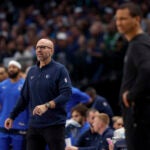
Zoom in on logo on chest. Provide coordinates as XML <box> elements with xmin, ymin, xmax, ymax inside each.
<box><xmin>18</xmin><ymin>85</ymin><xmax>23</xmax><ymax>91</ymax></box>
<box><xmin>30</xmin><ymin>76</ymin><xmax>34</xmax><ymax>80</ymax></box>
<box><xmin>45</xmin><ymin>74</ymin><xmax>50</xmax><ymax>79</ymax></box>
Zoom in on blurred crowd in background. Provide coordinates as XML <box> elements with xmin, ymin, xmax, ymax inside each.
<box><xmin>0</xmin><ymin>0</ymin><xmax>150</xmax><ymax>115</ymax></box>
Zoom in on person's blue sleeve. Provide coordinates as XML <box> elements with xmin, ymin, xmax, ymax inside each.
<box><xmin>77</xmin><ymin>92</ymin><xmax>90</xmax><ymax>104</ymax></box>
<box><xmin>72</xmin><ymin>88</ymin><xmax>90</xmax><ymax>104</ymax></box>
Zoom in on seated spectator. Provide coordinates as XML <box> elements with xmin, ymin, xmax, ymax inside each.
<box><xmin>112</xmin><ymin>120</ymin><xmax>126</xmax><ymax>150</ymax></box>
<box><xmin>93</xmin><ymin>113</ymin><xmax>114</xmax><ymax>150</ymax></box>
<box><xmin>66</xmin><ymin>113</ymin><xmax>114</xmax><ymax>150</ymax></box>
<box><xmin>65</xmin><ymin>104</ymin><xmax>90</xmax><ymax>145</ymax></box>
<box><xmin>76</xmin><ymin>108</ymin><xmax>100</xmax><ymax>147</ymax></box>
<box><xmin>108</xmin><ymin>116</ymin><xmax>126</xmax><ymax>150</ymax></box>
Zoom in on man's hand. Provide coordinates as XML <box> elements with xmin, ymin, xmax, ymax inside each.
<box><xmin>32</xmin><ymin>101</ymin><xmax>56</xmax><ymax>116</ymax></box>
<box><xmin>33</xmin><ymin>104</ymin><xmax>48</xmax><ymax>116</ymax></box>
<box><xmin>4</xmin><ymin>118</ymin><xmax>13</xmax><ymax>130</ymax></box>
<box><xmin>122</xmin><ymin>91</ymin><xmax>130</xmax><ymax>108</ymax></box>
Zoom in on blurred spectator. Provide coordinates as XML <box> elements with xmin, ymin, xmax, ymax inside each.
<box><xmin>0</xmin><ymin>36</ymin><xmax>8</xmax><ymax>64</ymax></box>
<box><xmin>66</xmin><ymin>113</ymin><xmax>114</xmax><ymax>150</ymax></box>
<box><xmin>0</xmin><ymin>66</ymin><xmax>8</xmax><ymax>82</ymax></box>
<box><xmin>86</xmin><ymin>38</ymin><xmax>104</xmax><ymax>82</ymax></box>
<box><xmin>112</xmin><ymin>116</ymin><xmax>124</xmax><ymax>130</ymax></box>
<box><xmin>93</xmin><ymin>113</ymin><xmax>114</xmax><ymax>150</ymax></box>
<box><xmin>65</xmin><ymin>108</ymin><xmax>100</xmax><ymax>150</ymax></box>
<box><xmin>76</xmin><ymin>108</ymin><xmax>100</xmax><ymax>147</ymax></box>
<box><xmin>65</xmin><ymin>104</ymin><xmax>89</xmax><ymax>145</ymax></box>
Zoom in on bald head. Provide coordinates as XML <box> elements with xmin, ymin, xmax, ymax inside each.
<box><xmin>37</xmin><ymin>38</ymin><xmax>54</xmax><ymax>51</ymax></box>
<box><xmin>36</xmin><ymin>38</ymin><xmax>54</xmax><ymax>66</ymax></box>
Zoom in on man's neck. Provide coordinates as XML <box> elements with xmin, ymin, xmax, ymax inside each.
<box><xmin>125</xmin><ymin>28</ymin><xmax>143</xmax><ymax>41</ymax></box>
<box><xmin>98</xmin><ymin>125</ymin><xmax>108</xmax><ymax>135</ymax></box>
<box><xmin>40</xmin><ymin>57</ymin><xmax>51</xmax><ymax>68</ymax></box>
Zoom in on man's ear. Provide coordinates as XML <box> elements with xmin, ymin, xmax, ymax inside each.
<box><xmin>135</xmin><ymin>16</ymin><xmax>141</xmax><ymax>23</ymax></box>
<box><xmin>51</xmin><ymin>48</ymin><xmax>54</xmax><ymax>55</ymax></box>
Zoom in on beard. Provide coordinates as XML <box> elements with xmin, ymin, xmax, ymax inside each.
<box><xmin>8</xmin><ymin>72</ymin><xmax>19</xmax><ymax>79</ymax></box>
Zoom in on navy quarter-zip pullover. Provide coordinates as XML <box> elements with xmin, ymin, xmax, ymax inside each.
<box><xmin>10</xmin><ymin>59</ymin><xmax>72</xmax><ymax>128</ymax></box>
